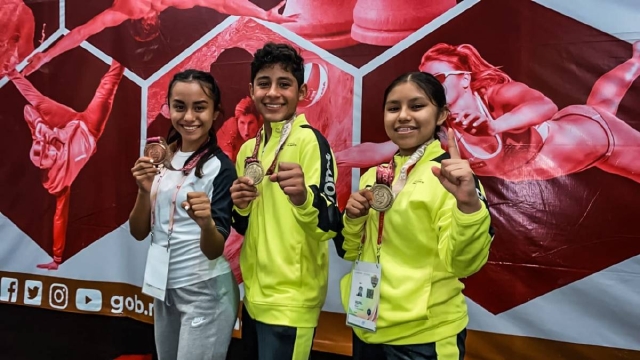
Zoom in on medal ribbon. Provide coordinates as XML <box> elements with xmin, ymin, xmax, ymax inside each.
<box><xmin>245</xmin><ymin>115</ymin><xmax>295</xmax><ymax>176</ymax></box>
<box><xmin>149</xmin><ymin>148</ymin><xmax>207</xmax><ymax>249</ymax></box>
<box><xmin>364</xmin><ymin>139</ymin><xmax>435</xmax><ymax>260</ymax></box>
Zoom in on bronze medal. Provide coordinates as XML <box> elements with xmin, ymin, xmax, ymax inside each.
<box><xmin>144</xmin><ymin>142</ymin><xmax>167</xmax><ymax>165</ymax></box>
<box><xmin>244</xmin><ymin>162</ymin><xmax>264</xmax><ymax>185</ymax></box>
<box><xmin>370</xmin><ymin>184</ymin><xmax>394</xmax><ymax>212</ymax></box>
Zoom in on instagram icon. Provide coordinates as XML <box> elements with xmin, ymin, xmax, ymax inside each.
<box><xmin>49</xmin><ymin>283</ymin><xmax>68</xmax><ymax>309</ymax></box>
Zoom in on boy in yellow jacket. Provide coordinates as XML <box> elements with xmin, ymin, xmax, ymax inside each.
<box><xmin>336</xmin><ymin>71</ymin><xmax>494</xmax><ymax>359</ymax></box>
<box><xmin>230</xmin><ymin>42</ymin><xmax>341</xmax><ymax>360</ymax></box>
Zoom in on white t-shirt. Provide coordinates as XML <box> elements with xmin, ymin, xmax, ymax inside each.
<box><xmin>150</xmin><ymin>149</ymin><xmax>237</xmax><ymax>289</ymax></box>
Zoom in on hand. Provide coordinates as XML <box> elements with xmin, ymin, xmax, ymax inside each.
<box><xmin>131</xmin><ymin>156</ymin><xmax>159</xmax><ymax>194</ymax></box>
<box><xmin>22</xmin><ymin>52</ymin><xmax>48</xmax><ymax>77</ymax></box>
<box><xmin>432</xmin><ymin>128</ymin><xmax>482</xmax><ymax>213</ymax></box>
<box><xmin>269</xmin><ymin>162</ymin><xmax>307</xmax><ymax>206</ymax></box>
<box><xmin>345</xmin><ymin>189</ymin><xmax>373</xmax><ymax>219</ymax></box>
<box><xmin>230</xmin><ymin>176</ymin><xmax>258</xmax><ymax>209</ymax></box>
<box><xmin>265</xmin><ymin>0</ymin><xmax>299</xmax><ymax>24</ymax></box>
<box><xmin>453</xmin><ymin>111</ymin><xmax>495</xmax><ymax>135</ymax></box>
<box><xmin>182</xmin><ymin>192</ymin><xmax>215</xmax><ymax>229</ymax></box>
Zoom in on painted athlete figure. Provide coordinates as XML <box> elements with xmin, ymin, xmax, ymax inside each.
<box><xmin>0</xmin><ymin>0</ymin><xmax>35</xmax><ymax>75</ymax></box>
<box><xmin>337</xmin><ymin>41</ymin><xmax>640</xmax><ymax>183</ymax></box>
<box><xmin>8</xmin><ymin>61</ymin><xmax>125</xmax><ymax>269</ymax></box>
<box><xmin>218</xmin><ymin>96</ymin><xmax>262</xmax><ymax>162</ymax></box>
<box><xmin>22</xmin><ymin>0</ymin><xmax>298</xmax><ymax>76</ymax></box>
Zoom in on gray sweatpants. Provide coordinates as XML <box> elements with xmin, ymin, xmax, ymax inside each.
<box><xmin>153</xmin><ymin>271</ymin><xmax>240</xmax><ymax>360</ymax></box>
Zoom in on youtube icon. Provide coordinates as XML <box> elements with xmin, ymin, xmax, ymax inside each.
<box><xmin>75</xmin><ymin>288</ymin><xmax>102</xmax><ymax>312</ymax></box>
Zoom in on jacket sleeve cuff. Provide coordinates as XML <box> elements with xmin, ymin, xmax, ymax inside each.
<box><xmin>451</xmin><ymin>201</ymin><xmax>489</xmax><ymax>225</ymax></box>
<box><xmin>291</xmin><ymin>185</ymin><xmax>315</xmax><ymax>214</ymax></box>
<box><xmin>233</xmin><ymin>204</ymin><xmax>252</xmax><ymax>217</ymax></box>
<box><xmin>343</xmin><ymin>212</ymin><xmax>367</xmax><ymax>231</ymax></box>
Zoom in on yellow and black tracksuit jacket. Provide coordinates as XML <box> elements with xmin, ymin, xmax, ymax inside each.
<box><xmin>232</xmin><ymin>114</ymin><xmax>341</xmax><ymax>328</ymax></box>
<box><xmin>334</xmin><ymin>140</ymin><xmax>494</xmax><ymax>345</ymax></box>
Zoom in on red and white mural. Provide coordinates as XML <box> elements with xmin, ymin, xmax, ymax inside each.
<box><xmin>1</xmin><ymin>0</ymin><xmax>639</xmax><ymax>358</ymax></box>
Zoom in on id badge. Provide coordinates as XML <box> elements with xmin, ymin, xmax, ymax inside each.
<box><xmin>346</xmin><ymin>260</ymin><xmax>381</xmax><ymax>332</ymax></box>
<box><xmin>142</xmin><ymin>242</ymin><xmax>170</xmax><ymax>300</ymax></box>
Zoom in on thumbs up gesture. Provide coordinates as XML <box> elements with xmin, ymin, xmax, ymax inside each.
<box><xmin>269</xmin><ymin>162</ymin><xmax>307</xmax><ymax>206</ymax></box>
<box><xmin>431</xmin><ymin>128</ymin><xmax>482</xmax><ymax>213</ymax></box>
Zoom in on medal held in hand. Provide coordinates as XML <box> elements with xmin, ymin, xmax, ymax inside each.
<box><xmin>244</xmin><ymin>161</ymin><xmax>265</xmax><ymax>185</ymax></box>
<box><xmin>144</xmin><ymin>137</ymin><xmax>169</xmax><ymax>165</ymax></box>
<box><xmin>370</xmin><ymin>183</ymin><xmax>394</xmax><ymax>212</ymax></box>
<box><xmin>371</xmin><ymin>160</ymin><xmax>395</xmax><ymax>212</ymax></box>
<box><xmin>370</xmin><ymin>140</ymin><xmax>434</xmax><ymax>212</ymax></box>
<box><xmin>243</xmin><ymin>116</ymin><xmax>295</xmax><ymax>185</ymax></box>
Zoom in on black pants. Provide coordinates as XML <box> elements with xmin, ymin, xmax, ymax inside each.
<box><xmin>241</xmin><ymin>305</ymin><xmax>316</xmax><ymax>360</ymax></box>
<box><xmin>352</xmin><ymin>329</ymin><xmax>467</xmax><ymax>360</ymax></box>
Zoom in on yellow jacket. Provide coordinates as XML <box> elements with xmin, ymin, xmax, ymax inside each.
<box><xmin>337</xmin><ymin>140</ymin><xmax>493</xmax><ymax>344</ymax></box>
<box><xmin>232</xmin><ymin>114</ymin><xmax>341</xmax><ymax>328</ymax></box>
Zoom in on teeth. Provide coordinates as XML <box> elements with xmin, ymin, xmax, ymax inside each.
<box><xmin>397</xmin><ymin>127</ymin><xmax>415</xmax><ymax>133</ymax></box>
<box><xmin>184</xmin><ymin>126</ymin><xmax>198</xmax><ymax>130</ymax></box>
<box><xmin>266</xmin><ymin>104</ymin><xmax>282</xmax><ymax>109</ymax></box>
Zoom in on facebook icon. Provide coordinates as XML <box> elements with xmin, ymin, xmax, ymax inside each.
<box><xmin>0</xmin><ymin>277</ymin><xmax>19</xmax><ymax>303</ymax></box>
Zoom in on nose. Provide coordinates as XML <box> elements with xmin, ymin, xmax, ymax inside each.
<box><xmin>398</xmin><ymin>105</ymin><xmax>411</xmax><ymax>122</ymax></box>
<box><xmin>266</xmin><ymin>84</ymin><xmax>279</xmax><ymax>98</ymax></box>
<box><xmin>184</xmin><ymin>108</ymin><xmax>195</xmax><ymax>121</ymax></box>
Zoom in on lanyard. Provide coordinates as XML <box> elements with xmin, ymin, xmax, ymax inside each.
<box><xmin>245</xmin><ymin>116</ymin><xmax>295</xmax><ymax>175</ymax></box>
<box><xmin>149</xmin><ymin>149</ymin><xmax>206</xmax><ymax>249</ymax></box>
<box><xmin>359</xmin><ymin>139</ymin><xmax>434</xmax><ymax>262</ymax></box>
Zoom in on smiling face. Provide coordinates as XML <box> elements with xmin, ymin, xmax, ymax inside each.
<box><xmin>168</xmin><ymin>81</ymin><xmax>219</xmax><ymax>152</ymax></box>
<box><xmin>383</xmin><ymin>81</ymin><xmax>447</xmax><ymax>156</ymax></box>
<box><xmin>250</xmin><ymin>63</ymin><xmax>307</xmax><ymax>123</ymax></box>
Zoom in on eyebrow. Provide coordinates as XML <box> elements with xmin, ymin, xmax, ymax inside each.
<box><xmin>171</xmin><ymin>99</ymin><xmax>209</xmax><ymax>104</ymax></box>
<box><xmin>256</xmin><ymin>75</ymin><xmax>294</xmax><ymax>82</ymax></box>
<box><xmin>385</xmin><ymin>96</ymin><xmax>428</xmax><ymax>105</ymax></box>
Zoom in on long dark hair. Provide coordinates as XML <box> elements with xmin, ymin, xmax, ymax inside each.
<box><xmin>383</xmin><ymin>71</ymin><xmax>449</xmax><ymax>137</ymax></box>
<box><xmin>166</xmin><ymin>69</ymin><xmax>222</xmax><ymax>178</ymax></box>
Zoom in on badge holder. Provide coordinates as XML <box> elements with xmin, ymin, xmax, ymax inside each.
<box><xmin>345</xmin><ymin>234</ymin><xmax>382</xmax><ymax>332</ymax></box>
<box><xmin>142</xmin><ymin>233</ymin><xmax>170</xmax><ymax>301</ymax></box>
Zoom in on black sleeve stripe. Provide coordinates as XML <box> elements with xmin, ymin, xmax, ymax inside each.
<box><xmin>431</xmin><ymin>151</ymin><xmax>450</xmax><ymax>164</ymax></box>
<box><xmin>431</xmin><ymin>152</ymin><xmax>495</xmax><ymax>237</ymax></box>
<box><xmin>231</xmin><ymin>210</ymin><xmax>249</xmax><ymax>236</ymax></box>
<box><xmin>216</xmin><ymin>226</ymin><xmax>229</xmax><ymax>238</ymax></box>
<box><xmin>301</xmin><ymin>124</ymin><xmax>342</xmax><ymax>234</ymax></box>
<box><xmin>333</xmin><ymin>219</ymin><xmax>347</xmax><ymax>258</ymax></box>
<box><xmin>209</xmin><ymin>151</ymin><xmax>237</xmax><ymax>241</ymax></box>
<box><xmin>472</xmin><ymin>174</ymin><xmax>495</xmax><ymax>237</ymax></box>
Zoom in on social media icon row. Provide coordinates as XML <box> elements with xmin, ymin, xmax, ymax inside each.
<box><xmin>0</xmin><ymin>277</ymin><xmax>102</xmax><ymax>312</ymax></box>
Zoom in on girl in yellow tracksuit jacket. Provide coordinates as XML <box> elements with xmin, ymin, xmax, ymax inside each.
<box><xmin>336</xmin><ymin>71</ymin><xmax>494</xmax><ymax>360</ymax></box>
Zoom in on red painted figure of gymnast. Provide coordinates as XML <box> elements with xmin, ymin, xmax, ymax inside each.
<box><xmin>337</xmin><ymin>41</ymin><xmax>640</xmax><ymax>184</ymax></box>
<box><xmin>7</xmin><ymin>61</ymin><xmax>125</xmax><ymax>269</ymax></box>
<box><xmin>22</xmin><ymin>0</ymin><xmax>298</xmax><ymax>76</ymax></box>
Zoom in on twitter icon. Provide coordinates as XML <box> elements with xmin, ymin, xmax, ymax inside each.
<box><xmin>24</xmin><ymin>280</ymin><xmax>43</xmax><ymax>306</ymax></box>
